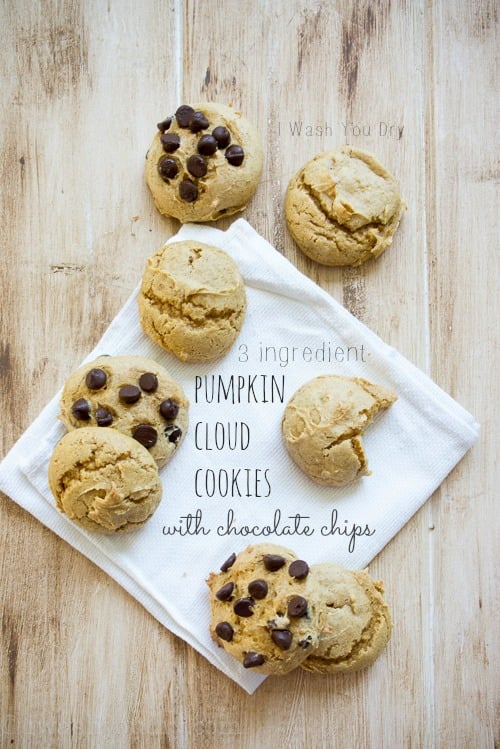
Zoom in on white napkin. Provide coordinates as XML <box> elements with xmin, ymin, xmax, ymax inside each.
<box><xmin>0</xmin><ymin>218</ymin><xmax>479</xmax><ymax>694</ymax></box>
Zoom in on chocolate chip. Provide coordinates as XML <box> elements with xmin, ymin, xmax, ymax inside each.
<box><xmin>215</xmin><ymin>582</ymin><xmax>234</xmax><ymax>601</ymax></box>
<box><xmin>96</xmin><ymin>407</ymin><xmax>113</xmax><ymax>427</ymax></box>
<box><xmin>157</xmin><ymin>117</ymin><xmax>172</xmax><ymax>132</ymax></box>
<box><xmin>225</xmin><ymin>144</ymin><xmax>244</xmax><ymax>166</ymax></box>
<box><xmin>189</xmin><ymin>111</ymin><xmax>209</xmax><ymax>132</ymax></box>
<box><xmin>164</xmin><ymin>424</ymin><xmax>182</xmax><ymax>443</ymax></box>
<box><xmin>197</xmin><ymin>134</ymin><xmax>218</xmax><ymax>156</ymax></box>
<box><xmin>119</xmin><ymin>385</ymin><xmax>141</xmax><ymax>404</ymax></box>
<box><xmin>298</xmin><ymin>636</ymin><xmax>312</xmax><ymax>649</ymax></box>
<box><xmin>220</xmin><ymin>552</ymin><xmax>236</xmax><ymax>572</ymax></box>
<box><xmin>179</xmin><ymin>179</ymin><xmax>198</xmax><ymax>202</ymax></box>
<box><xmin>233</xmin><ymin>598</ymin><xmax>254</xmax><ymax>617</ymax></box>
<box><xmin>287</xmin><ymin>596</ymin><xmax>308</xmax><ymax>618</ymax></box>
<box><xmin>175</xmin><ymin>105</ymin><xmax>195</xmax><ymax>128</ymax></box>
<box><xmin>85</xmin><ymin>368</ymin><xmax>107</xmax><ymax>390</ymax></box>
<box><xmin>243</xmin><ymin>651</ymin><xmax>265</xmax><ymax>669</ymax></box>
<box><xmin>248</xmin><ymin>580</ymin><xmax>268</xmax><ymax>599</ymax></box>
<box><xmin>288</xmin><ymin>560</ymin><xmax>309</xmax><ymax>580</ymax></box>
<box><xmin>271</xmin><ymin>630</ymin><xmax>293</xmax><ymax>650</ymax></box>
<box><xmin>263</xmin><ymin>554</ymin><xmax>286</xmax><ymax>572</ymax></box>
<box><xmin>157</xmin><ymin>156</ymin><xmax>178</xmax><ymax>180</ymax></box>
<box><xmin>132</xmin><ymin>424</ymin><xmax>158</xmax><ymax>448</ymax></box>
<box><xmin>187</xmin><ymin>154</ymin><xmax>207</xmax><ymax>178</ymax></box>
<box><xmin>71</xmin><ymin>398</ymin><xmax>91</xmax><ymax>421</ymax></box>
<box><xmin>159</xmin><ymin>399</ymin><xmax>179</xmax><ymax>420</ymax></box>
<box><xmin>212</xmin><ymin>126</ymin><xmax>231</xmax><ymax>148</ymax></box>
<box><xmin>160</xmin><ymin>132</ymin><xmax>180</xmax><ymax>152</ymax></box>
<box><xmin>139</xmin><ymin>372</ymin><xmax>159</xmax><ymax>392</ymax></box>
<box><xmin>215</xmin><ymin>622</ymin><xmax>234</xmax><ymax>642</ymax></box>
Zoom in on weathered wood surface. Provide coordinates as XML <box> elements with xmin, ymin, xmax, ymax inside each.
<box><xmin>0</xmin><ymin>1</ymin><xmax>497</xmax><ymax>746</ymax></box>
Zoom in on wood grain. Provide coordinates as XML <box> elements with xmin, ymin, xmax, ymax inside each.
<box><xmin>0</xmin><ymin>1</ymin><xmax>497</xmax><ymax>747</ymax></box>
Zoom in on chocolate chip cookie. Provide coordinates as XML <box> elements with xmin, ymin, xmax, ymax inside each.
<box><xmin>145</xmin><ymin>103</ymin><xmax>263</xmax><ymax>222</ymax></box>
<box><xmin>207</xmin><ymin>544</ymin><xmax>324</xmax><ymax>674</ymax></box>
<box><xmin>207</xmin><ymin>544</ymin><xmax>392</xmax><ymax>676</ymax></box>
<box><xmin>59</xmin><ymin>355</ymin><xmax>189</xmax><ymax>468</ymax></box>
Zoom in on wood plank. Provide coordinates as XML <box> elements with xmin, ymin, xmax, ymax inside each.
<box><xmin>428</xmin><ymin>1</ymin><xmax>498</xmax><ymax>746</ymax></box>
<box><xmin>0</xmin><ymin>1</ymin><xmax>184</xmax><ymax>745</ymax></box>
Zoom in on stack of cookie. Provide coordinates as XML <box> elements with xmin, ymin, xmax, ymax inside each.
<box><xmin>207</xmin><ymin>543</ymin><xmax>392</xmax><ymax>675</ymax></box>
<box><xmin>48</xmin><ymin>355</ymin><xmax>189</xmax><ymax>533</ymax></box>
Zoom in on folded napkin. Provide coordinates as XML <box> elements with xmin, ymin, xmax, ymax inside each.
<box><xmin>0</xmin><ymin>219</ymin><xmax>479</xmax><ymax>694</ymax></box>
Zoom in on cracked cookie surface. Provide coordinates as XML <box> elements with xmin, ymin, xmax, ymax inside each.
<box><xmin>300</xmin><ymin>562</ymin><xmax>392</xmax><ymax>673</ymax></box>
<box><xmin>59</xmin><ymin>354</ymin><xmax>189</xmax><ymax>468</ymax></box>
<box><xmin>145</xmin><ymin>102</ymin><xmax>263</xmax><ymax>223</ymax></box>
<box><xmin>139</xmin><ymin>240</ymin><xmax>247</xmax><ymax>362</ymax></box>
<box><xmin>48</xmin><ymin>427</ymin><xmax>163</xmax><ymax>533</ymax></box>
<box><xmin>285</xmin><ymin>147</ymin><xmax>405</xmax><ymax>266</ymax></box>
<box><xmin>281</xmin><ymin>375</ymin><xmax>397</xmax><ymax>486</ymax></box>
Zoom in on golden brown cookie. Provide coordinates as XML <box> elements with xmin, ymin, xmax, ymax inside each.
<box><xmin>138</xmin><ymin>240</ymin><xmax>247</xmax><ymax>363</ymax></box>
<box><xmin>300</xmin><ymin>563</ymin><xmax>392</xmax><ymax>674</ymax></box>
<box><xmin>145</xmin><ymin>103</ymin><xmax>263</xmax><ymax>222</ymax></box>
<box><xmin>285</xmin><ymin>147</ymin><xmax>405</xmax><ymax>266</ymax></box>
<box><xmin>48</xmin><ymin>427</ymin><xmax>163</xmax><ymax>533</ymax></box>
<box><xmin>281</xmin><ymin>375</ymin><xmax>397</xmax><ymax>486</ymax></box>
<box><xmin>207</xmin><ymin>544</ymin><xmax>324</xmax><ymax>674</ymax></box>
<box><xmin>59</xmin><ymin>355</ymin><xmax>189</xmax><ymax>468</ymax></box>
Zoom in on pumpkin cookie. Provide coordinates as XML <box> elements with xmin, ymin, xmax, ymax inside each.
<box><xmin>281</xmin><ymin>375</ymin><xmax>397</xmax><ymax>486</ymax></box>
<box><xmin>59</xmin><ymin>355</ymin><xmax>189</xmax><ymax>468</ymax></box>
<box><xmin>207</xmin><ymin>544</ymin><xmax>324</xmax><ymax>674</ymax></box>
<box><xmin>145</xmin><ymin>102</ymin><xmax>263</xmax><ymax>222</ymax></box>
<box><xmin>285</xmin><ymin>147</ymin><xmax>405</xmax><ymax>266</ymax></box>
<box><xmin>300</xmin><ymin>563</ymin><xmax>392</xmax><ymax>673</ymax></box>
<box><xmin>139</xmin><ymin>241</ymin><xmax>247</xmax><ymax>363</ymax></box>
<box><xmin>48</xmin><ymin>427</ymin><xmax>162</xmax><ymax>533</ymax></box>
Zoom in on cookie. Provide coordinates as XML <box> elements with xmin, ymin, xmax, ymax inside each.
<box><xmin>207</xmin><ymin>544</ymin><xmax>324</xmax><ymax>674</ymax></box>
<box><xmin>59</xmin><ymin>355</ymin><xmax>189</xmax><ymax>468</ymax></box>
<box><xmin>285</xmin><ymin>147</ymin><xmax>405</xmax><ymax>266</ymax></box>
<box><xmin>138</xmin><ymin>241</ymin><xmax>247</xmax><ymax>363</ymax></box>
<box><xmin>48</xmin><ymin>427</ymin><xmax>162</xmax><ymax>533</ymax></box>
<box><xmin>300</xmin><ymin>563</ymin><xmax>392</xmax><ymax>673</ymax></box>
<box><xmin>281</xmin><ymin>375</ymin><xmax>397</xmax><ymax>486</ymax></box>
<box><xmin>145</xmin><ymin>103</ymin><xmax>263</xmax><ymax>223</ymax></box>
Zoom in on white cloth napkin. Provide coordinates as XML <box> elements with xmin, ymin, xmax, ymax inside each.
<box><xmin>0</xmin><ymin>218</ymin><xmax>479</xmax><ymax>694</ymax></box>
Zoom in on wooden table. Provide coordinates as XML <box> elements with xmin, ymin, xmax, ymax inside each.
<box><xmin>1</xmin><ymin>2</ymin><xmax>497</xmax><ymax>746</ymax></box>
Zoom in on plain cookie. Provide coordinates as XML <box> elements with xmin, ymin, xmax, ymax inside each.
<box><xmin>207</xmin><ymin>544</ymin><xmax>324</xmax><ymax>674</ymax></box>
<box><xmin>281</xmin><ymin>375</ymin><xmax>397</xmax><ymax>486</ymax></box>
<box><xmin>138</xmin><ymin>240</ymin><xmax>247</xmax><ymax>363</ymax></box>
<box><xmin>145</xmin><ymin>102</ymin><xmax>263</xmax><ymax>223</ymax></box>
<box><xmin>285</xmin><ymin>147</ymin><xmax>405</xmax><ymax>266</ymax></box>
<box><xmin>48</xmin><ymin>427</ymin><xmax>163</xmax><ymax>533</ymax></box>
<box><xmin>59</xmin><ymin>355</ymin><xmax>189</xmax><ymax>468</ymax></box>
<box><xmin>300</xmin><ymin>563</ymin><xmax>392</xmax><ymax>674</ymax></box>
